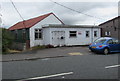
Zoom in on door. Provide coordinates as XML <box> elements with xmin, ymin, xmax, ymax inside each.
<box><xmin>52</xmin><ymin>31</ymin><xmax>65</xmax><ymax>46</ymax></box>
<box><xmin>107</xmin><ymin>39</ymin><xmax>120</xmax><ymax>52</ymax></box>
<box><xmin>112</xmin><ymin>39</ymin><xmax>120</xmax><ymax>52</ymax></box>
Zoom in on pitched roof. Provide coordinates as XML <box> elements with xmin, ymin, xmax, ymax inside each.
<box><xmin>9</xmin><ymin>13</ymin><xmax>64</xmax><ymax>30</ymax></box>
<box><xmin>99</xmin><ymin>16</ymin><xmax>120</xmax><ymax>26</ymax></box>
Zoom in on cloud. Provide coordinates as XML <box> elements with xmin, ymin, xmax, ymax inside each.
<box><xmin>1</xmin><ymin>1</ymin><xmax>118</xmax><ymax>28</ymax></box>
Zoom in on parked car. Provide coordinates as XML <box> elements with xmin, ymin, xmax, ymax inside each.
<box><xmin>89</xmin><ymin>37</ymin><xmax>120</xmax><ymax>54</ymax></box>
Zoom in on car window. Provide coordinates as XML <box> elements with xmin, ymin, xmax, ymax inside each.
<box><xmin>107</xmin><ymin>39</ymin><xmax>113</xmax><ymax>44</ymax></box>
<box><xmin>112</xmin><ymin>39</ymin><xmax>119</xmax><ymax>44</ymax></box>
<box><xmin>94</xmin><ymin>38</ymin><xmax>106</xmax><ymax>43</ymax></box>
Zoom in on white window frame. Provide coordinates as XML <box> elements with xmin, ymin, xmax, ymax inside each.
<box><xmin>94</xmin><ymin>31</ymin><xmax>97</xmax><ymax>37</ymax></box>
<box><xmin>105</xmin><ymin>31</ymin><xmax>111</xmax><ymax>36</ymax></box>
<box><xmin>69</xmin><ymin>31</ymin><xmax>77</xmax><ymax>37</ymax></box>
<box><xmin>35</xmin><ymin>29</ymin><xmax>42</xmax><ymax>40</ymax></box>
<box><xmin>86</xmin><ymin>31</ymin><xmax>90</xmax><ymax>37</ymax></box>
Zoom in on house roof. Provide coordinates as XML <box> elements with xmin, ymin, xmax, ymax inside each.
<box><xmin>9</xmin><ymin>13</ymin><xmax>64</xmax><ymax>30</ymax></box>
<box><xmin>99</xmin><ymin>16</ymin><xmax>120</xmax><ymax>26</ymax></box>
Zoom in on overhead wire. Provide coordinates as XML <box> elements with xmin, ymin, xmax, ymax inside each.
<box><xmin>10</xmin><ymin>0</ymin><xmax>26</xmax><ymax>28</ymax></box>
<box><xmin>49</xmin><ymin>0</ymin><xmax>104</xmax><ymax>20</ymax></box>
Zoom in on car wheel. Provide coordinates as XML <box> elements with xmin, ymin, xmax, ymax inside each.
<box><xmin>103</xmin><ymin>48</ymin><xmax>109</xmax><ymax>55</ymax></box>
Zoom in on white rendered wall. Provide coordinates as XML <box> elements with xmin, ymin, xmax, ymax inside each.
<box><xmin>29</xmin><ymin>14</ymin><xmax>63</xmax><ymax>47</ymax></box>
<box><xmin>45</xmin><ymin>27</ymin><xmax>100</xmax><ymax>46</ymax></box>
<box><xmin>43</xmin><ymin>28</ymin><xmax>51</xmax><ymax>45</ymax></box>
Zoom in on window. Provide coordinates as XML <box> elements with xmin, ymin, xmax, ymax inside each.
<box><xmin>107</xmin><ymin>39</ymin><xmax>113</xmax><ymax>44</ymax></box>
<box><xmin>35</xmin><ymin>29</ymin><xmax>42</xmax><ymax>40</ymax></box>
<box><xmin>105</xmin><ymin>31</ymin><xmax>111</xmax><ymax>36</ymax></box>
<box><xmin>112</xmin><ymin>39</ymin><xmax>119</xmax><ymax>44</ymax></box>
<box><xmin>94</xmin><ymin>38</ymin><xmax>106</xmax><ymax>44</ymax></box>
<box><xmin>69</xmin><ymin>31</ymin><xmax>77</xmax><ymax>37</ymax></box>
<box><xmin>94</xmin><ymin>31</ymin><xmax>97</xmax><ymax>37</ymax></box>
<box><xmin>86</xmin><ymin>31</ymin><xmax>89</xmax><ymax>37</ymax></box>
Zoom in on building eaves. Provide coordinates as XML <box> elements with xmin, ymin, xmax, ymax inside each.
<box><xmin>99</xmin><ymin>16</ymin><xmax>120</xmax><ymax>26</ymax></box>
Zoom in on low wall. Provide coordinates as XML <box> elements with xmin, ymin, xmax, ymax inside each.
<box><xmin>10</xmin><ymin>42</ymin><xmax>26</xmax><ymax>51</ymax></box>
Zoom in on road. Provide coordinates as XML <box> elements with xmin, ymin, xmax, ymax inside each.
<box><xmin>2</xmin><ymin>47</ymin><xmax>120</xmax><ymax>80</ymax></box>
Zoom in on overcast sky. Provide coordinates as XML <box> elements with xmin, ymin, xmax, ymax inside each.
<box><xmin>0</xmin><ymin>0</ymin><xmax>119</xmax><ymax>28</ymax></box>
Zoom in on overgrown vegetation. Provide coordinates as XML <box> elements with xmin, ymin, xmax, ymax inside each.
<box><xmin>31</xmin><ymin>44</ymin><xmax>54</xmax><ymax>50</ymax></box>
<box><xmin>2</xmin><ymin>28</ymin><xmax>15</xmax><ymax>54</ymax></box>
<box><xmin>1</xmin><ymin>28</ymin><xmax>54</xmax><ymax>54</ymax></box>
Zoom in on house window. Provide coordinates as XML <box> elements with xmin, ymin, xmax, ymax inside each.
<box><xmin>105</xmin><ymin>31</ymin><xmax>111</xmax><ymax>36</ymax></box>
<box><xmin>86</xmin><ymin>31</ymin><xmax>90</xmax><ymax>37</ymax></box>
<box><xmin>69</xmin><ymin>31</ymin><xmax>77</xmax><ymax>37</ymax></box>
<box><xmin>107</xmin><ymin>39</ymin><xmax>113</xmax><ymax>44</ymax></box>
<box><xmin>35</xmin><ymin>29</ymin><xmax>42</xmax><ymax>40</ymax></box>
<box><xmin>94</xmin><ymin>31</ymin><xmax>97</xmax><ymax>37</ymax></box>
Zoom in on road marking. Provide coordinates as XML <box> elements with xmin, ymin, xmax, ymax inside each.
<box><xmin>105</xmin><ymin>64</ymin><xmax>120</xmax><ymax>69</ymax></box>
<box><xmin>18</xmin><ymin>72</ymin><xmax>73</xmax><ymax>81</ymax></box>
<box><xmin>41</xmin><ymin>58</ymin><xmax>50</xmax><ymax>61</ymax></box>
<box><xmin>68</xmin><ymin>52</ymin><xmax>83</xmax><ymax>55</ymax></box>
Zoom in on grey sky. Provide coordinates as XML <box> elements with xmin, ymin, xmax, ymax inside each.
<box><xmin>1</xmin><ymin>0</ymin><xmax>119</xmax><ymax>28</ymax></box>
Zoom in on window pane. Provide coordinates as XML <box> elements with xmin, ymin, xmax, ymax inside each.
<box><xmin>107</xmin><ymin>39</ymin><xmax>113</xmax><ymax>44</ymax></box>
<box><xmin>35</xmin><ymin>29</ymin><xmax>38</xmax><ymax>32</ymax></box>
<box><xmin>35</xmin><ymin>32</ymin><xmax>38</xmax><ymax>39</ymax></box>
<box><xmin>94</xmin><ymin>38</ymin><xmax>106</xmax><ymax>43</ymax></box>
<box><xmin>70</xmin><ymin>34</ymin><xmax>76</xmax><ymax>37</ymax></box>
<box><xmin>86</xmin><ymin>31</ymin><xmax>89</xmax><ymax>37</ymax></box>
<box><xmin>35</xmin><ymin>29</ymin><xmax>42</xmax><ymax>40</ymax></box>
<box><xmin>70</xmin><ymin>31</ymin><xmax>76</xmax><ymax>33</ymax></box>
<box><xmin>39</xmin><ymin>32</ymin><xmax>42</xmax><ymax>38</ymax></box>
<box><xmin>69</xmin><ymin>31</ymin><xmax>77</xmax><ymax>37</ymax></box>
<box><xmin>94</xmin><ymin>31</ymin><xmax>97</xmax><ymax>37</ymax></box>
<box><xmin>113</xmin><ymin>39</ymin><xmax>119</xmax><ymax>44</ymax></box>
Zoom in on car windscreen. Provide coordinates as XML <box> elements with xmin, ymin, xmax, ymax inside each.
<box><xmin>94</xmin><ymin>38</ymin><xmax>106</xmax><ymax>44</ymax></box>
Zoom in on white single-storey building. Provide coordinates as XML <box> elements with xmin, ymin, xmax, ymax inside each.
<box><xmin>9</xmin><ymin>12</ymin><xmax>101</xmax><ymax>49</ymax></box>
<box><xmin>40</xmin><ymin>24</ymin><xmax>101</xmax><ymax>47</ymax></box>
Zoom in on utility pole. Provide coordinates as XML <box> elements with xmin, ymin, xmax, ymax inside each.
<box><xmin>0</xmin><ymin>13</ymin><xmax>2</xmax><ymax>27</ymax></box>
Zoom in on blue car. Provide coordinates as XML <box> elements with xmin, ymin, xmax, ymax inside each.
<box><xmin>89</xmin><ymin>37</ymin><xmax>120</xmax><ymax>54</ymax></box>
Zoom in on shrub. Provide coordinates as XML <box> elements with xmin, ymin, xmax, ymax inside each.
<box><xmin>2</xmin><ymin>28</ymin><xmax>15</xmax><ymax>53</ymax></box>
<box><xmin>31</xmin><ymin>45</ymin><xmax>46</xmax><ymax>50</ymax></box>
<box><xmin>45</xmin><ymin>44</ymin><xmax>54</xmax><ymax>48</ymax></box>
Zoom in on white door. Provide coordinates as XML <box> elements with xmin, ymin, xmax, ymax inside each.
<box><xmin>52</xmin><ymin>31</ymin><xmax>65</xmax><ymax>46</ymax></box>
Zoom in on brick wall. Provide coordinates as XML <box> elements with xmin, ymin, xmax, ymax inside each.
<box><xmin>99</xmin><ymin>16</ymin><xmax>120</xmax><ymax>40</ymax></box>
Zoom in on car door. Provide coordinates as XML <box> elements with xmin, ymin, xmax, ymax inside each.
<box><xmin>107</xmin><ymin>39</ymin><xmax>115</xmax><ymax>52</ymax></box>
<box><xmin>111</xmin><ymin>39</ymin><xmax>120</xmax><ymax>52</ymax></box>
<box><xmin>116</xmin><ymin>39</ymin><xmax>120</xmax><ymax>51</ymax></box>
<box><xmin>113</xmin><ymin>39</ymin><xmax>120</xmax><ymax>51</ymax></box>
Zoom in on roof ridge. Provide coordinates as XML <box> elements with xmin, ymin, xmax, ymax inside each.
<box><xmin>25</xmin><ymin>12</ymin><xmax>53</xmax><ymax>22</ymax></box>
<box><xmin>9</xmin><ymin>12</ymin><xmax>54</xmax><ymax>30</ymax></box>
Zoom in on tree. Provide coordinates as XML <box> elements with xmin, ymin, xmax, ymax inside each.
<box><xmin>2</xmin><ymin>28</ymin><xmax>14</xmax><ymax>52</ymax></box>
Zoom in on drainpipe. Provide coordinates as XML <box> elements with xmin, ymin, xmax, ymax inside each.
<box><xmin>118</xmin><ymin>16</ymin><xmax>120</xmax><ymax>40</ymax></box>
<box><xmin>91</xmin><ymin>26</ymin><xmax>93</xmax><ymax>43</ymax></box>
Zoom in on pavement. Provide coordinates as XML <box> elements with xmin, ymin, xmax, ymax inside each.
<box><xmin>2</xmin><ymin>46</ymin><xmax>90</xmax><ymax>62</ymax></box>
